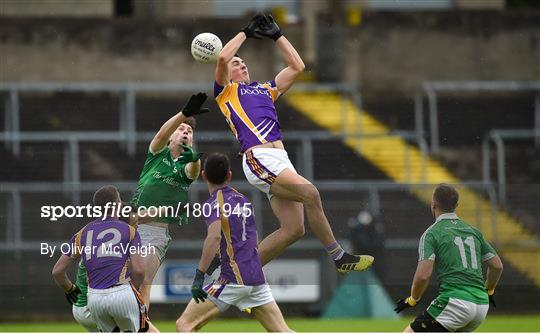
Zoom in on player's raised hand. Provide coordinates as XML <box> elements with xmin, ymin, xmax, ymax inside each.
<box><xmin>64</xmin><ymin>284</ymin><xmax>81</xmax><ymax>305</ymax></box>
<box><xmin>257</xmin><ymin>14</ymin><xmax>282</xmax><ymax>41</ymax></box>
<box><xmin>181</xmin><ymin>93</ymin><xmax>210</xmax><ymax>117</ymax></box>
<box><xmin>179</xmin><ymin>144</ymin><xmax>202</xmax><ymax>163</ymax></box>
<box><xmin>394</xmin><ymin>296</ymin><xmax>418</xmax><ymax>313</ymax></box>
<box><xmin>191</xmin><ymin>269</ymin><xmax>208</xmax><ymax>303</ymax></box>
<box><xmin>241</xmin><ymin>13</ymin><xmax>264</xmax><ymax>39</ymax></box>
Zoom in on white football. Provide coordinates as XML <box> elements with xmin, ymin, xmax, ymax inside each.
<box><xmin>191</xmin><ymin>33</ymin><xmax>223</xmax><ymax>64</ymax></box>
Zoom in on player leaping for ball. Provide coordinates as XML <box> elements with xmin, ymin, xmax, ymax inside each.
<box><xmin>130</xmin><ymin>93</ymin><xmax>210</xmax><ymax>310</ymax></box>
<box><xmin>176</xmin><ymin>153</ymin><xmax>292</xmax><ymax>332</ymax></box>
<box><xmin>213</xmin><ymin>13</ymin><xmax>374</xmax><ymax>272</ymax></box>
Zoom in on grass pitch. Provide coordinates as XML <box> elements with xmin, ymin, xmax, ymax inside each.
<box><xmin>0</xmin><ymin>315</ymin><xmax>539</xmax><ymax>332</ymax></box>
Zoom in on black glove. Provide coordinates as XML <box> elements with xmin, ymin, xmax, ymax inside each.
<box><xmin>65</xmin><ymin>284</ymin><xmax>81</xmax><ymax>305</ymax></box>
<box><xmin>394</xmin><ymin>296</ymin><xmax>418</xmax><ymax>313</ymax></box>
<box><xmin>257</xmin><ymin>14</ymin><xmax>282</xmax><ymax>41</ymax></box>
<box><xmin>178</xmin><ymin>144</ymin><xmax>202</xmax><ymax>164</ymax></box>
<box><xmin>241</xmin><ymin>13</ymin><xmax>264</xmax><ymax>39</ymax></box>
<box><xmin>181</xmin><ymin>93</ymin><xmax>210</xmax><ymax>117</ymax></box>
<box><xmin>206</xmin><ymin>255</ymin><xmax>221</xmax><ymax>276</ymax></box>
<box><xmin>191</xmin><ymin>269</ymin><xmax>208</xmax><ymax>303</ymax></box>
<box><xmin>488</xmin><ymin>289</ymin><xmax>496</xmax><ymax>308</ymax></box>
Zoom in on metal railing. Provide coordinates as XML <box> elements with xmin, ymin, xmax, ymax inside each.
<box><xmin>482</xmin><ymin>129</ymin><xmax>540</xmax><ymax>204</ymax></box>
<box><xmin>1</xmin><ymin>81</ymin><xmax>213</xmax><ymax>156</ymax></box>
<box><xmin>0</xmin><ymin>130</ymin><xmax>429</xmax><ymax>200</ymax></box>
<box><xmin>421</xmin><ymin>80</ymin><xmax>540</xmax><ymax>153</ymax></box>
<box><xmin>1</xmin><ymin>81</ymin><xmax>431</xmax><ymax>188</ymax></box>
<box><xmin>1</xmin><ymin>81</ymin><xmax>369</xmax><ymax>156</ymax></box>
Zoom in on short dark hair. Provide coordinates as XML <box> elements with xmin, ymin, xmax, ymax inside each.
<box><xmin>433</xmin><ymin>183</ymin><xmax>459</xmax><ymax>212</ymax></box>
<box><xmin>183</xmin><ymin>117</ymin><xmax>196</xmax><ymax>130</ymax></box>
<box><xmin>204</xmin><ymin>153</ymin><xmax>230</xmax><ymax>185</ymax></box>
<box><xmin>93</xmin><ymin>185</ymin><xmax>120</xmax><ymax>207</ymax></box>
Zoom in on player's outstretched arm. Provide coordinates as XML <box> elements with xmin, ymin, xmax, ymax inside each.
<box><xmin>191</xmin><ymin>221</ymin><xmax>221</xmax><ymax>303</ymax></box>
<box><xmin>274</xmin><ymin>35</ymin><xmax>305</xmax><ymax>94</ymax></box>
<box><xmin>410</xmin><ymin>259</ymin><xmax>434</xmax><ymax>300</ymax></box>
<box><xmin>215</xmin><ymin>33</ymin><xmax>246</xmax><ymax>86</ymax></box>
<box><xmin>198</xmin><ymin>221</ymin><xmax>222</xmax><ymax>273</ymax></box>
<box><xmin>52</xmin><ymin>254</ymin><xmax>77</xmax><ymax>291</ymax></box>
<box><xmin>215</xmin><ymin>13</ymin><xmax>263</xmax><ymax>86</ymax></box>
<box><xmin>52</xmin><ymin>254</ymin><xmax>80</xmax><ymax>304</ymax></box>
<box><xmin>395</xmin><ymin>259</ymin><xmax>433</xmax><ymax>313</ymax></box>
<box><xmin>257</xmin><ymin>15</ymin><xmax>305</xmax><ymax>95</ymax></box>
<box><xmin>149</xmin><ymin>93</ymin><xmax>209</xmax><ymax>154</ymax></box>
<box><xmin>485</xmin><ymin>255</ymin><xmax>503</xmax><ymax>291</ymax></box>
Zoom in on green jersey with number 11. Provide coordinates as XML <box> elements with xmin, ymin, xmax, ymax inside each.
<box><xmin>418</xmin><ymin>213</ymin><xmax>497</xmax><ymax>305</ymax></box>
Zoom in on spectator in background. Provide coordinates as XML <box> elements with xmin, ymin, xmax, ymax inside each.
<box><xmin>348</xmin><ymin>210</ymin><xmax>386</xmax><ymax>278</ymax></box>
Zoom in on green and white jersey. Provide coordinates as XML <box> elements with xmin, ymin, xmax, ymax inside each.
<box><xmin>131</xmin><ymin>146</ymin><xmax>194</xmax><ymax>225</ymax></box>
<box><xmin>74</xmin><ymin>260</ymin><xmax>88</xmax><ymax>307</ymax></box>
<box><xmin>418</xmin><ymin>213</ymin><xmax>497</xmax><ymax>305</ymax></box>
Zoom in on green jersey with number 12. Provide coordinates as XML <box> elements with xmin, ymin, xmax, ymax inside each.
<box><xmin>418</xmin><ymin>213</ymin><xmax>497</xmax><ymax>304</ymax></box>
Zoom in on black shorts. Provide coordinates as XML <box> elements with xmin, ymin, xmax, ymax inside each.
<box><xmin>410</xmin><ymin>311</ymin><xmax>449</xmax><ymax>332</ymax></box>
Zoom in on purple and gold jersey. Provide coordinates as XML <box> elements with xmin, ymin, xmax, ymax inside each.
<box><xmin>203</xmin><ymin>186</ymin><xmax>265</xmax><ymax>286</ymax></box>
<box><xmin>214</xmin><ymin>81</ymin><xmax>282</xmax><ymax>152</ymax></box>
<box><xmin>65</xmin><ymin>218</ymin><xmax>141</xmax><ymax>289</ymax></box>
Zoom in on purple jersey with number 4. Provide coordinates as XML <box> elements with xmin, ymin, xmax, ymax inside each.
<box><xmin>203</xmin><ymin>186</ymin><xmax>265</xmax><ymax>286</ymax></box>
<box><xmin>65</xmin><ymin>218</ymin><xmax>141</xmax><ymax>289</ymax></box>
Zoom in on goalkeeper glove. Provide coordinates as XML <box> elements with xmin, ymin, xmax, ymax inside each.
<box><xmin>64</xmin><ymin>284</ymin><xmax>81</xmax><ymax>305</ymax></box>
<box><xmin>241</xmin><ymin>13</ymin><xmax>264</xmax><ymax>40</ymax></box>
<box><xmin>191</xmin><ymin>269</ymin><xmax>208</xmax><ymax>303</ymax></box>
<box><xmin>180</xmin><ymin>93</ymin><xmax>210</xmax><ymax>117</ymax></box>
<box><xmin>178</xmin><ymin>144</ymin><xmax>202</xmax><ymax>164</ymax></box>
<box><xmin>394</xmin><ymin>296</ymin><xmax>419</xmax><ymax>313</ymax></box>
<box><xmin>257</xmin><ymin>14</ymin><xmax>283</xmax><ymax>41</ymax></box>
<box><xmin>487</xmin><ymin>289</ymin><xmax>496</xmax><ymax>308</ymax></box>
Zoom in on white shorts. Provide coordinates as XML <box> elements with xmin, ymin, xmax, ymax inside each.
<box><xmin>137</xmin><ymin>224</ymin><xmax>171</xmax><ymax>263</ymax></box>
<box><xmin>72</xmin><ymin>305</ymin><xmax>98</xmax><ymax>332</ymax></box>
<box><xmin>204</xmin><ymin>282</ymin><xmax>274</xmax><ymax>312</ymax></box>
<box><xmin>87</xmin><ymin>284</ymin><xmax>147</xmax><ymax>332</ymax></box>
<box><xmin>431</xmin><ymin>297</ymin><xmax>489</xmax><ymax>332</ymax></box>
<box><xmin>242</xmin><ymin>148</ymin><xmax>296</xmax><ymax>199</ymax></box>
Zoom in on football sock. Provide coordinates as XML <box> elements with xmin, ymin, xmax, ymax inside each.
<box><xmin>325</xmin><ymin>241</ymin><xmax>345</xmax><ymax>261</ymax></box>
